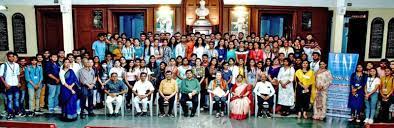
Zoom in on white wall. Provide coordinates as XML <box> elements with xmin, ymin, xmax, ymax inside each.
<box><xmin>0</xmin><ymin>5</ymin><xmax>37</xmax><ymax>62</ymax></box>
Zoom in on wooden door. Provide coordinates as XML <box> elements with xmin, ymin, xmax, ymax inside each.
<box><xmin>43</xmin><ymin>12</ymin><xmax>63</xmax><ymax>53</ymax></box>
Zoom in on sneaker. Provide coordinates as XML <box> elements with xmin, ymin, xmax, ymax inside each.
<box><xmin>220</xmin><ymin>112</ymin><xmax>224</xmax><ymax>117</ymax></box>
<box><xmin>368</xmin><ymin>119</ymin><xmax>374</xmax><ymax>124</ymax></box>
<box><xmin>356</xmin><ymin>119</ymin><xmax>361</xmax><ymax>123</ymax></box>
<box><xmin>363</xmin><ymin>118</ymin><xmax>369</xmax><ymax>123</ymax></box>
<box><xmin>348</xmin><ymin>118</ymin><xmax>354</xmax><ymax>122</ymax></box>
<box><xmin>6</xmin><ymin>114</ymin><xmax>13</xmax><ymax>120</ymax></box>
<box><xmin>135</xmin><ymin>112</ymin><xmax>142</xmax><ymax>117</ymax></box>
<box><xmin>190</xmin><ymin>113</ymin><xmax>195</xmax><ymax>117</ymax></box>
<box><xmin>266</xmin><ymin>112</ymin><xmax>272</xmax><ymax>118</ymax></box>
<box><xmin>257</xmin><ymin>114</ymin><xmax>263</xmax><ymax>118</ymax></box>
<box><xmin>159</xmin><ymin>114</ymin><xmax>164</xmax><ymax>118</ymax></box>
<box><xmin>215</xmin><ymin>113</ymin><xmax>220</xmax><ymax>118</ymax></box>
<box><xmin>169</xmin><ymin>114</ymin><xmax>175</xmax><ymax>118</ymax></box>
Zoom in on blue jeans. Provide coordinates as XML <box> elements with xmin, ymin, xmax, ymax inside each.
<box><xmin>19</xmin><ymin>90</ymin><xmax>26</xmax><ymax>112</ymax></box>
<box><xmin>48</xmin><ymin>84</ymin><xmax>60</xmax><ymax>112</ymax></box>
<box><xmin>365</xmin><ymin>92</ymin><xmax>378</xmax><ymax>119</ymax></box>
<box><xmin>6</xmin><ymin>86</ymin><xmax>20</xmax><ymax>114</ymax></box>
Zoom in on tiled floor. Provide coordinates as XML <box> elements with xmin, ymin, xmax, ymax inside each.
<box><xmin>1</xmin><ymin>111</ymin><xmax>365</xmax><ymax>128</ymax></box>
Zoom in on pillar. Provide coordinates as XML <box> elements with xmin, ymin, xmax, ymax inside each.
<box><xmin>330</xmin><ymin>0</ymin><xmax>346</xmax><ymax>53</ymax></box>
<box><xmin>60</xmin><ymin>0</ymin><xmax>74</xmax><ymax>54</ymax></box>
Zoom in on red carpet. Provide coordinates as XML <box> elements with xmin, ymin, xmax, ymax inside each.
<box><xmin>0</xmin><ymin>121</ymin><xmax>57</xmax><ymax>128</ymax></box>
<box><xmin>366</xmin><ymin>123</ymin><xmax>394</xmax><ymax>128</ymax></box>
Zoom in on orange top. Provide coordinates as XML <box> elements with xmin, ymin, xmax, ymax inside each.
<box><xmin>186</xmin><ymin>41</ymin><xmax>195</xmax><ymax>59</ymax></box>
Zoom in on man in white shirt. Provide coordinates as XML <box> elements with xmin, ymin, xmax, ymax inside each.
<box><xmin>132</xmin><ymin>72</ymin><xmax>154</xmax><ymax>116</ymax></box>
<box><xmin>175</xmin><ymin>36</ymin><xmax>186</xmax><ymax>58</ymax></box>
<box><xmin>310</xmin><ymin>52</ymin><xmax>321</xmax><ymax>72</ymax></box>
<box><xmin>278</xmin><ymin>41</ymin><xmax>294</xmax><ymax>58</ymax></box>
<box><xmin>0</xmin><ymin>52</ymin><xmax>21</xmax><ymax>120</ymax></box>
<box><xmin>253</xmin><ymin>73</ymin><xmax>275</xmax><ymax>118</ymax></box>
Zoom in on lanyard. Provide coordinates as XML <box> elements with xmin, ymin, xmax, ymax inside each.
<box><xmin>6</xmin><ymin>62</ymin><xmax>16</xmax><ymax>74</ymax></box>
<box><xmin>368</xmin><ymin>77</ymin><xmax>376</xmax><ymax>89</ymax></box>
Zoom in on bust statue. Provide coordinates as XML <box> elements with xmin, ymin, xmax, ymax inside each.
<box><xmin>195</xmin><ymin>0</ymin><xmax>209</xmax><ymax>19</ymax></box>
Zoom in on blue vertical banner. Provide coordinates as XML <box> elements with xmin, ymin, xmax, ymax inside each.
<box><xmin>326</xmin><ymin>53</ymin><xmax>359</xmax><ymax>118</ymax></box>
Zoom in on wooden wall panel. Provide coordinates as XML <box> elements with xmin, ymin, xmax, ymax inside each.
<box><xmin>147</xmin><ymin>8</ymin><xmax>154</xmax><ymax>32</ymax></box>
<box><xmin>222</xmin><ymin>7</ymin><xmax>229</xmax><ymax>33</ymax></box>
<box><xmin>74</xmin><ymin>7</ymin><xmax>108</xmax><ymax>52</ymax></box>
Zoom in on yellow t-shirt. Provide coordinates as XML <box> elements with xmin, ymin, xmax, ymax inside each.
<box><xmin>112</xmin><ymin>48</ymin><xmax>122</xmax><ymax>60</ymax></box>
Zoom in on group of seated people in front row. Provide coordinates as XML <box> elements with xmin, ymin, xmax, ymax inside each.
<box><xmin>0</xmin><ymin>31</ymin><xmax>393</xmax><ymax>125</ymax></box>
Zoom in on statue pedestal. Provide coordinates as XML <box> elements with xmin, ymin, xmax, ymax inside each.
<box><xmin>190</xmin><ymin>19</ymin><xmax>212</xmax><ymax>35</ymax></box>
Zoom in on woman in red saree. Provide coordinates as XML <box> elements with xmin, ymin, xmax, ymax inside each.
<box><xmin>230</xmin><ymin>75</ymin><xmax>254</xmax><ymax>120</ymax></box>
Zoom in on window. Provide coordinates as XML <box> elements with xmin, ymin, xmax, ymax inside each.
<box><xmin>12</xmin><ymin>13</ymin><xmax>27</xmax><ymax>53</ymax></box>
<box><xmin>0</xmin><ymin>13</ymin><xmax>8</xmax><ymax>51</ymax></box>
<box><xmin>368</xmin><ymin>17</ymin><xmax>384</xmax><ymax>58</ymax></box>
<box><xmin>386</xmin><ymin>18</ymin><xmax>394</xmax><ymax>58</ymax></box>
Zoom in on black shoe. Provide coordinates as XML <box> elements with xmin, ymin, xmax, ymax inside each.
<box><xmin>114</xmin><ymin>113</ymin><xmax>119</xmax><ymax>117</ymax></box>
<box><xmin>6</xmin><ymin>114</ymin><xmax>13</xmax><ymax>120</ymax></box>
<box><xmin>141</xmin><ymin>112</ymin><xmax>147</xmax><ymax>116</ymax></box>
<box><xmin>266</xmin><ymin>112</ymin><xmax>272</xmax><ymax>118</ymax></box>
<box><xmin>80</xmin><ymin>114</ymin><xmax>86</xmax><ymax>119</ymax></box>
<box><xmin>183</xmin><ymin>113</ymin><xmax>189</xmax><ymax>117</ymax></box>
<box><xmin>107</xmin><ymin>114</ymin><xmax>112</xmax><ymax>117</ymax></box>
<box><xmin>88</xmin><ymin>113</ymin><xmax>96</xmax><ymax>117</ymax></box>
<box><xmin>135</xmin><ymin>112</ymin><xmax>142</xmax><ymax>117</ymax></box>
<box><xmin>190</xmin><ymin>113</ymin><xmax>195</xmax><ymax>117</ymax></box>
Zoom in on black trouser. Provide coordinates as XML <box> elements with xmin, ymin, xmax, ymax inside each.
<box><xmin>158</xmin><ymin>94</ymin><xmax>175</xmax><ymax>114</ymax></box>
<box><xmin>379</xmin><ymin>96</ymin><xmax>392</xmax><ymax>122</ymax></box>
<box><xmin>180</xmin><ymin>93</ymin><xmax>198</xmax><ymax>114</ymax></box>
<box><xmin>257</xmin><ymin>94</ymin><xmax>273</xmax><ymax>114</ymax></box>
<box><xmin>125</xmin><ymin>81</ymin><xmax>136</xmax><ymax>106</ymax></box>
<box><xmin>80</xmin><ymin>86</ymin><xmax>94</xmax><ymax>114</ymax></box>
<box><xmin>295</xmin><ymin>86</ymin><xmax>310</xmax><ymax>113</ymax></box>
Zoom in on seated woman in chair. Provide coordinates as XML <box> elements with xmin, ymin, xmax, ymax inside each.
<box><xmin>230</xmin><ymin>75</ymin><xmax>253</xmax><ymax>120</ymax></box>
<box><xmin>208</xmin><ymin>71</ymin><xmax>229</xmax><ymax>118</ymax></box>
<box><xmin>104</xmin><ymin>73</ymin><xmax>128</xmax><ymax>117</ymax></box>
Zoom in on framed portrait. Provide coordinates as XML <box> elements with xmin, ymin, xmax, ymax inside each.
<box><xmin>230</xmin><ymin>8</ymin><xmax>250</xmax><ymax>35</ymax></box>
<box><xmin>93</xmin><ymin>10</ymin><xmax>103</xmax><ymax>29</ymax></box>
<box><xmin>155</xmin><ymin>7</ymin><xmax>175</xmax><ymax>34</ymax></box>
<box><xmin>302</xmin><ymin>12</ymin><xmax>312</xmax><ymax>31</ymax></box>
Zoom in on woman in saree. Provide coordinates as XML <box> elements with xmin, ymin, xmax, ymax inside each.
<box><xmin>313</xmin><ymin>61</ymin><xmax>332</xmax><ymax>120</ymax></box>
<box><xmin>230</xmin><ymin>75</ymin><xmax>254</xmax><ymax>120</ymax></box>
<box><xmin>59</xmin><ymin>59</ymin><xmax>80</xmax><ymax>121</ymax></box>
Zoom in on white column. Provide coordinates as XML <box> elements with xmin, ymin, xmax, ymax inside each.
<box><xmin>330</xmin><ymin>0</ymin><xmax>346</xmax><ymax>53</ymax></box>
<box><xmin>60</xmin><ymin>0</ymin><xmax>74</xmax><ymax>54</ymax></box>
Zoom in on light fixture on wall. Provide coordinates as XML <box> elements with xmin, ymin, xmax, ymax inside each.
<box><xmin>0</xmin><ymin>5</ymin><xmax>7</xmax><ymax>11</ymax></box>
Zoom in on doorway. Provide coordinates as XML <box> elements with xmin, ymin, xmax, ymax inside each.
<box><xmin>260</xmin><ymin>14</ymin><xmax>293</xmax><ymax>38</ymax></box>
<box><xmin>42</xmin><ymin>12</ymin><xmax>63</xmax><ymax>53</ymax></box>
<box><xmin>344</xmin><ymin>12</ymin><xmax>368</xmax><ymax>60</ymax></box>
<box><xmin>113</xmin><ymin>12</ymin><xmax>145</xmax><ymax>38</ymax></box>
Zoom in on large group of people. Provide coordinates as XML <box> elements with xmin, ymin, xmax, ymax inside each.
<box><xmin>0</xmin><ymin>31</ymin><xmax>393</xmax><ymax>125</ymax></box>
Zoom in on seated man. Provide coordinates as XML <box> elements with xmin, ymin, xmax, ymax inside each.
<box><xmin>179</xmin><ymin>70</ymin><xmax>200</xmax><ymax>117</ymax></box>
<box><xmin>158</xmin><ymin>71</ymin><xmax>178</xmax><ymax>118</ymax></box>
<box><xmin>132</xmin><ymin>72</ymin><xmax>154</xmax><ymax>116</ymax></box>
<box><xmin>253</xmin><ymin>73</ymin><xmax>275</xmax><ymax>118</ymax></box>
<box><xmin>104</xmin><ymin>73</ymin><xmax>128</xmax><ymax>117</ymax></box>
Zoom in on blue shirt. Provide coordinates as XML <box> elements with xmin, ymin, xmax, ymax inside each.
<box><xmin>221</xmin><ymin>70</ymin><xmax>232</xmax><ymax>81</ymax></box>
<box><xmin>25</xmin><ymin>65</ymin><xmax>43</xmax><ymax>88</ymax></box>
<box><xmin>134</xmin><ymin>46</ymin><xmax>144</xmax><ymax>60</ymax></box>
<box><xmin>45</xmin><ymin>61</ymin><xmax>60</xmax><ymax>85</ymax></box>
<box><xmin>92</xmin><ymin>40</ymin><xmax>106</xmax><ymax>61</ymax></box>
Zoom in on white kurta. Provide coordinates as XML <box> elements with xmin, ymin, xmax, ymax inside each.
<box><xmin>277</xmin><ymin>66</ymin><xmax>295</xmax><ymax>106</ymax></box>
